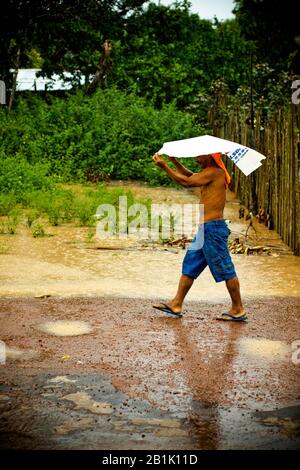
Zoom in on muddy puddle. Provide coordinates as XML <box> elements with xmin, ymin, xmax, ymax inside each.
<box><xmin>37</xmin><ymin>320</ymin><xmax>94</xmax><ymax>337</ymax></box>
<box><xmin>62</xmin><ymin>391</ymin><xmax>113</xmax><ymax>415</ymax></box>
<box><xmin>0</xmin><ymin>182</ymin><xmax>299</xmax><ymax>300</ymax></box>
<box><xmin>3</xmin><ymin>346</ymin><xmax>40</xmax><ymax>361</ymax></box>
<box><xmin>1</xmin><ymin>369</ymin><xmax>299</xmax><ymax>450</ymax></box>
<box><xmin>1</xmin><ymin>182</ymin><xmax>299</xmax><ymax>450</ymax></box>
<box><xmin>239</xmin><ymin>337</ymin><xmax>291</xmax><ymax>361</ymax></box>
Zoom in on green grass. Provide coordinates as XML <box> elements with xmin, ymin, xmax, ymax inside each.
<box><xmin>32</xmin><ymin>223</ymin><xmax>46</xmax><ymax>238</ymax></box>
<box><xmin>0</xmin><ymin>244</ymin><xmax>9</xmax><ymax>254</ymax></box>
<box><xmin>0</xmin><ymin>208</ymin><xmax>21</xmax><ymax>235</ymax></box>
<box><xmin>0</xmin><ymin>179</ymin><xmax>153</xmax><ymax>236</ymax></box>
<box><xmin>0</xmin><ymin>153</ymin><xmax>155</xmax><ymax>234</ymax></box>
<box><xmin>0</xmin><ymin>194</ymin><xmax>17</xmax><ymax>216</ymax></box>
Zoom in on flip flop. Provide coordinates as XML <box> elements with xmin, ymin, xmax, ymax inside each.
<box><xmin>153</xmin><ymin>303</ymin><xmax>183</xmax><ymax>318</ymax></box>
<box><xmin>216</xmin><ymin>312</ymin><xmax>248</xmax><ymax>322</ymax></box>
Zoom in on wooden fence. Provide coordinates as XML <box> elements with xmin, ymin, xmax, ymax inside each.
<box><xmin>208</xmin><ymin>103</ymin><xmax>300</xmax><ymax>255</ymax></box>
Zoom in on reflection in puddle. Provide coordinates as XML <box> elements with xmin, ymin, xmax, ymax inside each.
<box><xmin>0</xmin><ymin>395</ymin><xmax>10</xmax><ymax>402</ymax></box>
<box><xmin>48</xmin><ymin>376</ymin><xmax>77</xmax><ymax>384</ymax></box>
<box><xmin>155</xmin><ymin>428</ymin><xmax>189</xmax><ymax>437</ymax></box>
<box><xmin>37</xmin><ymin>320</ymin><xmax>93</xmax><ymax>337</ymax></box>
<box><xmin>54</xmin><ymin>417</ymin><xmax>94</xmax><ymax>435</ymax></box>
<box><xmin>260</xmin><ymin>416</ymin><xmax>300</xmax><ymax>436</ymax></box>
<box><xmin>256</xmin><ymin>406</ymin><xmax>300</xmax><ymax>437</ymax></box>
<box><xmin>239</xmin><ymin>337</ymin><xmax>290</xmax><ymax>361</ymax></box>
<box><xmin>62</xmin><ymin>391</ymin><xmax>113</xmax><ymax>415</ymax></box>
<box><xmin>5</xmin><ymin>346</ymin><xmax>39</xmax><ymax>361</ymax></box>
<box><xmin>130</xmin><ymin>417</ymin><xmax>182</xmax><ymax>428</ymax></box>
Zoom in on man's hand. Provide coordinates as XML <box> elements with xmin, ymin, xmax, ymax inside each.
<box><xmin>152</xmin><ymin>153</ymin><xmax>167</xmax><ymax>169</ymax></box>
<box><xmin>168</xmin><ymin>156</ymin><xmax>177</xmax><ymax>163</ymax></box>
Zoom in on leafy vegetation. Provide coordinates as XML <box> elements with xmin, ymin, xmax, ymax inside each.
<box><xmin>0</xmin><ymin>88</ymin><xmax>202</xmax><ymax>185</ymax></box>
<box><xmin>0</xmin><ymin>151</ymin><xmax>153</xmax><ymax>238</ymax></box>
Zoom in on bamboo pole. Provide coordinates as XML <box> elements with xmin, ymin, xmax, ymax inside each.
<box><xmin>208</xmin><ymin>94</ymin><xmax>299</xmax><ymax>255</ymax></box>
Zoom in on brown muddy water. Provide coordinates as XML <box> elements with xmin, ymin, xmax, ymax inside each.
<box><xmin>0</xmin><ymin>182</ymin><xmax>299</xmax><ymax>450</ymax></box>
<box><xmin>0</xmin><ymin>183</ymin><xmax>299</xmax><ymax>300</ymax></box>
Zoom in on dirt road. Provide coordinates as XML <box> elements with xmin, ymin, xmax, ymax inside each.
<box><xmin>0</xmin><ymin>296</ymin><xmax>300</xmax><ymax>449</ymax></box>
<box><xmin>0</xmin><ymin>184</ymin><xmax>299</xmax><ymax>449</ymax></box>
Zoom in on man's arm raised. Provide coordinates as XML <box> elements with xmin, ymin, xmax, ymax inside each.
<box><xmin>152</xmin><ymin>154</ymin><xmax>213</xmax><ymax>188</ymax></box>
<box><xmin>168</xmin><ymin>157</ymin><xmax>194</xmax><ymax>177</ymax></box>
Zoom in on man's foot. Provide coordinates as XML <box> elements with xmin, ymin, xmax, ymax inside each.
<box><xmin>228</xmin><ymin>308</ymin><xmax>246</xmax><ymax>317</ymax></box>
<box><xmin>152</xmin><ymin>302</ymin><xmax>183</xmax><ymax>318</ymax></box>
<box><xmin>216</xmin><ymin>308</ymin><xmax>247</xmax><ymax>322</ymax></box>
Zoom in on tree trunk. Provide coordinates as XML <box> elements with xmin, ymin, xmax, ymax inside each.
<box><xmin>8</xmin><ymin>46</ymin><xmax>21</xmax><ymax>110</ymax></box>
<box><xmin>86</xmin><ymin>40</ymin><xmax>112</xmax><ymax>95</ymax></box>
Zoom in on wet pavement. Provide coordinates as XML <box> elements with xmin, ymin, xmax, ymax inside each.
<box><xmin>0</xmin><ymin>296</ymin><xmax>299</xmax><ymax>449</ymax></box>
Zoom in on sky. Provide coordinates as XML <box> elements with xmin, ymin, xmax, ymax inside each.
<box><xmin>155</xmin><ymin>1</ymin><xmax>235</xmax><ymax>20</ymax></box>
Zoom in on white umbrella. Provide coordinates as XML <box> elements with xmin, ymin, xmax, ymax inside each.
<box><xmin>158</xmin><ymin>134</ymin><xmax>266</xmax><ymax>176</ymax></box>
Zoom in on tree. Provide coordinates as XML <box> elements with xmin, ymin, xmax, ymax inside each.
<box><xmin>35</xmin><ymin>1</ymin><xmax>147</xmax><ymax>82</ymax></box>
<box><xmin>111</xmin><ymin>2</ymin><xmax>251</xmax><ymax>123</ymax></box>
<box><xmin>233</xmin><ymin>0</ymin><xmax>300</xmax><ymax>73</ymax></box>
<box><xmin>0</xmin><ymin>0</ymin><xmax>147</xmax><ymax>107</ymax></box>
<box><xmin>0</xmin><ymin>0</ymin><xmax>40</xmax><ymax>108</ymax></box>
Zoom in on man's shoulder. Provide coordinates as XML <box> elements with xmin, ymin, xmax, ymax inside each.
<box><xmin>204</xmin><ymin>166</ymin><xmax>224</xmax><ymax>178</ymax></box>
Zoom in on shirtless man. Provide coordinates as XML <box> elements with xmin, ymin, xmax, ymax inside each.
<box><xmin>152</xmin><ymin>153</ymin><xmax>247</xmax><ymax>322</ymax></box>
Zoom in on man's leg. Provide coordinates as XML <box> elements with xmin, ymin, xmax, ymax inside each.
<box><xmin>152</xmin><ymin>274</ymin><xmax>194</xmax><ymax>314</ymax></box>
<box><xmin>167</xmin><ymin>274</ymin><xmax>194</xmax><ymax>313</ymax></box>
<box><xmin>153</xmin><ymin>235</ymin><xmax>206</xmax><ymax>315</ymax></box>
<box><xmin>225</xmin><ymin>276</ymin><xmax>245</xmax><ymax>317</ymax></box>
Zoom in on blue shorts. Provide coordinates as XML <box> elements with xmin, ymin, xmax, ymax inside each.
<box><xmin>182</xmin><ymin>219</ymin><xmax>237</xmax><ymax>283</ymax></box>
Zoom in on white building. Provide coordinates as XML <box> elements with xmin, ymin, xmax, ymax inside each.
<box><xmin>11</xmin><ymin>68</ymin><xmax>86</xmax><ymax>91</ymax></box>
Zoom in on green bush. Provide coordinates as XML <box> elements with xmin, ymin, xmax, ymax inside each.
<box><xmin>74</xmin><ymin>199</ymin><xmax>97</xmax><ymax>226</ymax></box>
<box><xmin>0</xmin><ymin>194</ymin><xmax>17</xmax><ymax>215</ymax></box>
<box><xmin>0</xmin><ymin>208</ymin><xmax>21</xmax><ymax>234</ymax></box>
<box><xmin>1</xmin><ymin>88</ymin><xmax>199</xmax><ymax>224</ymax></box>
<box><xmin>26</xmin><ymin>209</ymin><xmax>40</xmax><ymax>228</ymax></box>
<box><xmin>24</xmin><ymin>188</ymin><xmax>74</xmax><ymax>226</ymax></box>
<box><xmin>7</xmin><ymin>209</ymin><xmax>21</xmax><ymax>234</ymax></box>
<box><xmin>0</xmin><ymin>155</ymin><xmax>53</xmax><ymax>202</ymax></box>
<box><xmin>73</xmin><ymin>186</ymin><xmax>138</xmax><ymax>227</ymax></box>
<box><xmin>32</xmin><ymin>223</ymin><xmax>46</xmax><ymax>238</ymax></box>
<box><xmin>0</xmin><ymin>88</ymin><xmax>204</xmax><ymax>186</ymax></box>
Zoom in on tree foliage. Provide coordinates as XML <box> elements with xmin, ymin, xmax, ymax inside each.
<box><xmin>104</xmin><ymin>2</ymin><xmax>252</xmax><ymax>125</ymax></box>
<box><xmin>0</xmin><ymin>0</ymin><xmax>147</xmax><ymax>87</ymax></box>
<box><xmin>233</xmin><ymin>0</ymin><xmax>300</xmax><ymax>74</ymax></box>
<box><xmin>0</xmin><ymin>0</ymin><xmax>297</xmax><ymax>189</ymax></box>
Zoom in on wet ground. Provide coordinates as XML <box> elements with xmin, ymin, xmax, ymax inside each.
<box><xmin>0</xmin><ymin>183</ymin><xmax>300</xmax><ymax>449</ymax></box>
<box><xmin>0</xmin><ymin>296</ymin><xmax>300</xmax><ymax>449</ymax></box>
